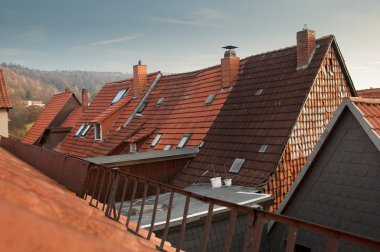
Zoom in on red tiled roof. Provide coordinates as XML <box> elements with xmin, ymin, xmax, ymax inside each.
<box><xmin>55</xmin><ymin>73</ymin><xmax>159</xmax><ymax>157</ymax></box>
<box><xmin>357</xmin><ymin>88</ymin><xmax>380</xmax><ymax>99</ymax></box>
<box><xmin>0</xmin><ymin>69</ymin><xmax>12</xmax><ymax>109</ymax></box>
<box><xmin>90</xmin><ymin>65</ymin><xmax>230</xmax><ymax>157</ymax></box>
<box><xmin>351</xmin><ymin>97</ymin><xmax>380</xmax><ymax>137</ymax></box>
<box><xmin>61</xmin><ymin>106</ymin><xmax>82</xmax><ymax>127</ymax></box>
<box><xmin>22</xmin><ymin>92</ymin><xmax>76</xmax><ymax>144</ymax></box>
<box><xmin>0</xmin><ymin>147</ymin><xmax>159</xmax><ymax>251</ymax></box>
<box><xmin>173</xmin><ymin>35</ymin><xmax>354</xmax><ymax>189</ymax></box>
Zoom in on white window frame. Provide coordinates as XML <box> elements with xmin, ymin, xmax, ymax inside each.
<box><xmin>129</xmin><ymin>142</ymin><xmax>137</xmax><ymax>153</ymax></box>
<box><xmin>151</xmin><ymin>134</ymin><xmax>162</xmax><ymax>147</ymax></box>
<box><xmin>94</xmin><ymin>123</ymin><xmax>102</xmax><ymax>140</ymax></box>
<box><xmin>74</xmin><ymin>124</ymin><xmax>85</xmax><ymax>137</ymax></box>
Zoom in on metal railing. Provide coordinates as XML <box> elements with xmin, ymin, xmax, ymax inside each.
<box><xmin>84</xmin><ymin>165</ymin><xmax>380</xmax><ymax>252</ymax></box>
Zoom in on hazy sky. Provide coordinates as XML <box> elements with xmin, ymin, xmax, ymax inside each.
<box><xmin>1</xmin><ymin>0</ymin><xmax>379</xmax><ymax>89</ymax></box>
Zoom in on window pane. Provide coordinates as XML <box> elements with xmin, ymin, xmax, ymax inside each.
<box><xmin>74</xmin><ymin>124</ymin><xmax>85</xmax><ymax>137</ymax></box>
<box><xmin>151</xmin><ymin>134</ymin><xmax>162</xmax><ymax>147</ymax></box>
<box><xmin>80</xmin><ymin>124</ymin><xmax>91</xmax><ymax>136</ymax></box>
<box><xmin>111</xmin><ymin>88</ymin><xmax>129</xmax><ymax>104</ymax></box>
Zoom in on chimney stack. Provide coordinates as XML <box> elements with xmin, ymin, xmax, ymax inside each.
<box><xmin>297</xmin><ymin>25</ymin><xmax>316</xmax><ymax>69</ymax></box>
<box><xmin>82</xmin><ymin>88</ymin><xmax>89</xmax><ymax>111</ymax></box>
<box><xmin>221</xmin><ymin>46</ymin><xmax>240</xmax><ymax>89</ymax></box>
<box><xmin>132</xmin><ymin>60</ymin><xmax>147</xmax><ymax>98</ymax></box>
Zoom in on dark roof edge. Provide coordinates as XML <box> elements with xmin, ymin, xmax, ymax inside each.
<box><xmin>85</xmin><ymin>147</ymin><xmax>199</xmax><ymax>167</ymax></box>
<box><xmin>269</xmin><ymin>97</ymin><xmax>380</xmax><ymax>231</ymax></box>
<box><xmin>331</xmin><ymin>37</ymin><xmax>357</xmax><ymax>96</ymax></box>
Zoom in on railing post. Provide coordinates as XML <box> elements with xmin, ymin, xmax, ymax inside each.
<box><xmin>243</xmin><ymin>211</ymin><xmax>265</xmax><ymax>252</ymax></box>
<box><xmin>105</xmin><ymin>167</ymin><xmax>120</xmax><ymax>219</ymax></box>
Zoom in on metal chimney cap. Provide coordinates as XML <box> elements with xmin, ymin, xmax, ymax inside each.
<box><xmin>222</xmin><ymin>45</ymin><xmax>238</xmax><ymax>50</ymax></box>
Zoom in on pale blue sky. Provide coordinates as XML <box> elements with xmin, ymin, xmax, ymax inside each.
<box><xmin>1</xmin><ymin>0</ymin><xmax>380</xmax><ymax>89</ymax></box>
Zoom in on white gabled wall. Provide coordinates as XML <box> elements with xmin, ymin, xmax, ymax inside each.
<box><xmin>0</xmin><ymin>109</ymin><xmax>9</xmax><ymax>137</ymax></box>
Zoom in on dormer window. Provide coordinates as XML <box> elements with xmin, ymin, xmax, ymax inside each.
<box><xmin>156</xmin><ymin>97</ymin><xmax>165</xmax><ymax>106</ymax></box>
<box><xmin>111</xmin><ymin>88</ymin><xmax>129</xmax><ymax>104</ymax></box>
<box><xmin>178</xmin><ymin>134</ymin><xmax>191</xmax><ymax>148</ymax></box>
<box><xmin>80</xmin><ymin>124</ymin><xmax>91</xmax><ymax>137</ymax></box>
<box><xmin>136</xmin><ymin>102</ymin><xmax>147</xmax><ymax>114</ymax></box>
<box><xmin>130</xmin><ymin>143</ymin><xmax>137</xmax><ymax>153</ymax></box>
<box><xmin>151</xmin><ymin>134</ymin><xmax>162</xmax><ymax>147</ymax></box>
<box><xmin>74</xmin><ymin>124</ymin><xmax>85</xmax><ymax>137</ymax></box>
<box><xmin>94</xmin><ymin>123</ymin><xmax>102</xmax><ymax>140</ymax></box>
<box><xmin>205</xmin><ymin>94</ymin><xmax>216</xmax><ymax>105</ymax></box>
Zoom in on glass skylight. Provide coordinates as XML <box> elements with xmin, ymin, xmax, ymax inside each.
<box><xmin>178</xmin><ymin>134</ymin><xmax>191</xmax><ymax>148</ymax></box>
<box><xmin>156</xmin><ymin>97</ymin><xmax>165</xmax><ymax>106</ymax></box>
<box><xmin>74</xmin><ymin>124</ymin><xmax>85</xmax><ymax>137</ymax></box>
<box><xmin>80</xmin><ymin>124</ymin><xmax>91</xmax><ymax>136</ymax></box>
<box><xmin>255</xmin><ymin>89</ymin><xmax>263</xmax><ymax>96</ymax></box>
<box><xmin>205</xmin><ymin>94</ymin><xmax>216</xmax><ymax>105</ymax></box>
<box><xmin>164</xmin><ymin>145</ymin><xmax>171</xmax><ymax>151</ymax></box>
<box><xmin>258</xmin><ymin>144</ymin><xmax>268</xmax><ymax>153</ymax></box>
<box><xmin>111</xmin><ymin>88</ymin><xmax>129</xmax><ymax>104</ymax></box>
<box><xmin>229</xmin><ymin>158</ymin><xmax>245</xmax><ymax>173</ymax></box>
<box><xmin>151</xmin><ymin>134</ymin><xmax>162</xmax><ymax>147</ymax></box>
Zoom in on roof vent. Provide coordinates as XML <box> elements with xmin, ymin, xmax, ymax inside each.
<box><xmin>205</xmin><ymin>94</ymin><xmax>216</xmax><ymax>105</ymax></box>
<box><xmin>156</xmin><ymin>97</ymin><xmax>165</xmax><ymax>106</ymax></box>
<box><xmin>229</xmin><ymin>158</ymin><xmax>245</xmax><ymax>173</ymax></box>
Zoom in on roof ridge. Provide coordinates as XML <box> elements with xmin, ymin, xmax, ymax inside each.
<box><xmin>163</xmin><ymin>65</ymin><xmax>220</xmax><ymax>78</ymax></box>
<box><xmin>350</xmin><ymin>97</ymin><xmax>380</xmax><ymax>105</ymax></box>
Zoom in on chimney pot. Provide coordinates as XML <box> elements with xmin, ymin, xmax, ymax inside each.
<box><xmin>133</xmin><ymin>61</ymin><xmax>147</xmax><ymax>97</ymax></box>
<box><xmin>82</xmin><ymin>88</ymin><xmax>89</xmax><ymax>111</ymax></box>
<box><xmin>297</xmin><ymin>27</ymin><xmax>316</xmax><ymax>69</ymax></box>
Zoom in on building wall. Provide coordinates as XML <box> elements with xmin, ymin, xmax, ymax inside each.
<box><xmin>0</xmin><ymin>109</ymin><xmax>9</xmax><ymax>137</ymax></box>
<box><xmin>265</xmin><ymin>46</ymin><xmax>352</xmax><ymax>211</ymax></box>
<box><xmin>269</xmin><ymin>110</ymin><xmax>380</xmax><ymax>251</ymax></box>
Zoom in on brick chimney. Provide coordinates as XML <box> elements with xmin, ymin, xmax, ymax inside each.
<box><xmin>132</xmin><ymin>60</ymin><xmax>147</xmax><ymax>98</ymax></box>
<box><xmin>297</xmin><ymin>26</ymin><xmax>316</xmax><ymax>69</ymax></box>
<box><xmin>82</xmin><ymin>88</ymin><xmax>89</xmax><ymax>111</ymax></box>
<box><xmin>221</xmin><ymin>46</ymin><xmax>240</xmax><ymax>89</ymax></box>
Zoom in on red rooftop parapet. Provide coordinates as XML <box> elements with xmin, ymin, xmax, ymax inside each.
<box><xmin>297</xmin><ymin>26</ymin><xmax>315</xmax><ymax>69</ymax></box>
<box><xmin>133</xmin><ymin>60</ymin><xmax>147</xmax><ymax>97</ymax></box>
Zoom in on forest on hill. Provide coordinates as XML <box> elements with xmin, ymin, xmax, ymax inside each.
<box><xmin>1</xmin><ymin>63</ymin><xmax>126</xmax><ymax>137</ymax></box>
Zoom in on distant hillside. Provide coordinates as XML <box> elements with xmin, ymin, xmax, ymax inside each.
<box><xmin>1</xmin><ymin>63</ymin><xmax>127</xmax><ymax>137</ymax></box>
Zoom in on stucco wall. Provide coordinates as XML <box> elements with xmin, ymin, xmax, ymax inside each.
<box><xmin>0</xmin><ymin>110</ymin><xmax>9</xmax><ymax>137</ymax></box>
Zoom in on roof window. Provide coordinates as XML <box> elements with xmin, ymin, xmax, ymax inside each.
<box><xmin>178</xmin><ymin>134</ymin><xmax>191</xmax><ymax>148</ymax></box>
<box><xmin>130</xmin><ymin>143</ymin><xmax>137</xmax><ymax>153</ymax></box>
<box><xmin>164</xmin><ymin>145</ymin><xmax>172</xmax><ymax>151</ymax></box>
<box><xmin>151</xmin><ymin>134</ymin><xmax>162</xmax><ymax>147</ymax></box>
<box><xmin>94</xmin><ymin>123</ymin><xmax>102</xmax><ymax>140</ymax></box>
<box><xmin>74</xmin><ymin>124</ymin><xmax>86</xmax><ymax>137</ymax></box>
<box><xmin>229</xmin><ymin>158</ymin><xmax>245</xmax><ymax>173</ymax></box>
<box><xmin>111</xmin><ymin>88</ymin><xmax>129</xmax><ymax>104</ymax></box>
<box><xmin>205</xmin><ymin>94</ymin><xmax>216</xmax><ymax>105</ymax></box>
<box><xmin>136</xmin><ymin>102</ymin><xmax>147</xmax><ymax>114</ymax></box>
<box><xmin>156</xmin><ymin>97</ymin><xmax>165</xmax><ymax>106</ymax></box>
<box><xmin>80</xmin><ymin>124</ymin><xmax>91</xmax><ymax>137</ymax></box>
<box><xmin>255</xmin><ymin>89</ymin><xmax>263</xmax><ymax>96</ymax></box>
<box><xmin>258</xmin><ymin>144</ymin><xmax>268</xmax><ymax>153</ymax></box>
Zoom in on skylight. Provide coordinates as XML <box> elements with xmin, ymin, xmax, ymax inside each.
<box><xmin>80</xmin><ymin>124</ymin><xmax>91</xmax><ymax>136</ymax></box>
<box><xmin>164</xmin><ymin>145</ymin><xmax>171</xmax><ymax>151</ymax></box>
<box><xmin>255</xmin><ymin>89</ymin><xmax>263</xmax><ymax>96</ymax></box>
<box><xmin>74</xmin><ymin>124</ymin><xmax>85</xmax><ymax>137</ymax></box>
<box><xmin>111</xmin><ymin>88</ymin><xmax>129</xmax><ymax>104</ymax></box>
<box><xmin>229</xmin><ymin>158</ymin><xmax>245</xmax><ymax>173</ymax></box>
<box><xmin>258</xmin><ymin>144</ymin><xmax>268</xmax><ymax>153</ymax></box>
<box><xmin>151</xmin><ymin>134</ymin><xmax>162</xmax><ymax>147</ymax></box>
<box><xmin>137</xmin><ymin>102</ymin><xmax>147</xmax><ymax>114</ymax></box>
<box><xmin>178</xmin><ymin>134</ymin><xmax>191</xmax><ymax>148</ymax></box>
<box><xmin>156</xmin><ymin>97</ymin><xmax>165</xmax><ymax>106</ymax></box>
<box><xmin>205</xmin><ymin>94</ymin><xmax>216</xmax><ymax>105</ymax></box>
